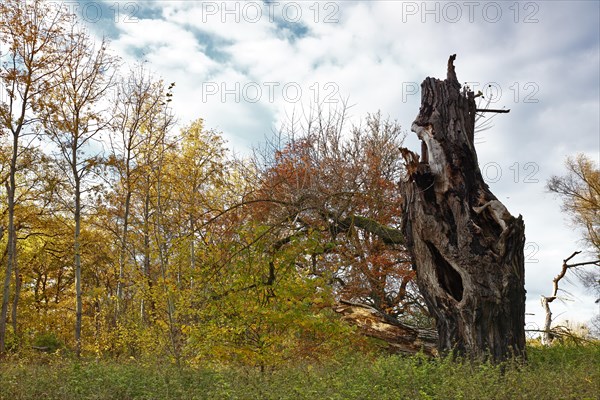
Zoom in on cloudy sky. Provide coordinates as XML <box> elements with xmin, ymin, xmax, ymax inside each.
<box><xmin>76</xmin><ymin>0</ymin><xmax>599</xmax><ymax>331</ymax></box>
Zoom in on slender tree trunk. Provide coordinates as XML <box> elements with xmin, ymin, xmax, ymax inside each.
<box><xmin>400</xmin><ymin>55</ymin><xmax>526</xmax><ymax>362</ymax></box>
<box><xmin>74</xmin><ymin>173</ymin><xmax>83</xmax><ymax>357</ymax></box>
<box><xmin>11</xmin><ymin>270</ymin><xmax>21</xmax><ymax>336</ymax></box>
<box><xmin>117</xmin><ymin>149</ymin><xmax>134</xmax><ymax>314</ymax></box>
<box><xmin>0</xmin><ymin>190</ymin><xmax>14</xmax><ymax>354</ymax></box>
<box><xmin>141</xmin><ymin>184</ymin><xmax>154</xmax><ymax>323</ymax></box>
<box><xmin>0</xmin><ymin>132</ymin><xmax>19</xmax><ymax>354</ymax></box>
<box><xmin>71</xmin><ymin>128</ymin><xmax>83</xmax><ymax>357</ymax></box>
<box><xmin>190</xmin><ymin>217</ymin><xmax>195</xmax><ymax>290</ymax></box>
<box><xmin>117</xmin><ymin>184</ymin><xmax>132</xmax><ymax>315</ymax></box>
<box><xmin>155</xmin><ymin>172</ymin><xmax>180</xmax><ymax>366</ymax></box>
<box><xmin>94</xmin><ymin>298</ymin><xmax>101</xmax><ymax>353</ymax></box>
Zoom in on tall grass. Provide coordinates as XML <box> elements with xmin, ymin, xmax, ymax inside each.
<box><xmin>1</xmin><ymin>344</ymin><xmax>598</xmax><ymax>399</ymax></box>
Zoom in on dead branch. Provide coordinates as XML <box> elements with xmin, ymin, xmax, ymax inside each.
<box><xmin>540</xmin><ymin>251</ymin><xmax>600</xmax><ymax>344</ymax></box>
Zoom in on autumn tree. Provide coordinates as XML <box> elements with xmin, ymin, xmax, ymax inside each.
<box><xmin>180</xmin><ymin>165</ymin><xmax>365</xmax><ymax>367</ymax></box>
<box><xmin>548</xmin><ymin>154</ymin><xmax>600</xmax><ymax>255</ymax></box>
<box><xmin>162</xmin><ymin>119</ymin><xmax>228</xmax><ymax>290</ymax></box>
<box><xmin>149</xmin><ymin>119</ymin><xmax>235</xmax><ymax>363</ymax></box>
<box><xmin>0</xmin><ymin>0</ymin><xmax>72</xmax><ymax>354</ymax></box>
<box><xmin>224</xmin><ymin>106</ymin><xmax>438</xmax><ymax>357</ymax></box>
<box><xmin>247</xmin><ymin>109</ymin><xmax>420</xmax><ymax>315</ymax></box>
<box><xmin>130</xmin><ymin>83</ymin><xmax>175</xmax><ymax>324</ymax></box>
<box><xmin>40</xmin><ymin>24</ymin><xmax>118</xmax><ymax>356</ymax></box>
<box><xmin>107</xmin><ymin>64</ymin><xmax>171</xmax><ymax>317</ymax></box>
<box><xmin>0</xmin><ymin>142</ymin><xmax>64</xmax><ymax>350</ymax></box>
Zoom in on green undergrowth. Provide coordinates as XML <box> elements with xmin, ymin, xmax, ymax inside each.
<box><xmin>1</xmin><ymin>343</ymin><xmax>598</xmax><ymax>400</ymax></box>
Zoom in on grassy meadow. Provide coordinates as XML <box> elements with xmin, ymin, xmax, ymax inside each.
<box><xmin>0</xmin><ymin>343</ymin><xmax>598</xmax><ymax>400</ymax></box>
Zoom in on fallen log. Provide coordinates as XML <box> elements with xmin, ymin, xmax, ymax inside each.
<box><xmin>334</xmin><ymin>300</ymin><xmax>438</xmax><ymax>356</ymax></box>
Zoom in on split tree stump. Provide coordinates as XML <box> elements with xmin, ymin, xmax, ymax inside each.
<box><xmin>400</xmin><ymin>55</ymin><xmax>526</xmax><ymax>362</ymax></box>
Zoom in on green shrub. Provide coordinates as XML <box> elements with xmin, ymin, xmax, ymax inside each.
<box><xmin>32</xmin><ymin>332</ymin><xmax>64</xmax><ymax>353</ymax></box>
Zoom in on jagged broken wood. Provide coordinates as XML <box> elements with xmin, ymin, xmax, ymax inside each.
<box><xmin>334</xmin><ymin>300</ymin><xmax>438</xmax><ymax>355</ymax></box>
<box><xmin>400</xmin><ymin>55</ymin><xmax>527</xmax><ymax>362</ymax></box>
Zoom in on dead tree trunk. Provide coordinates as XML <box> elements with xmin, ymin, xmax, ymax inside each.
<box><xmin>400</xmin><ymin>55</ymin><xmax>526</xmax><ymax>362</ymax></box>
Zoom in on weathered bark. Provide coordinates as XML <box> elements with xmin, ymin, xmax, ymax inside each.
<box><xmin>335</xmin><ymin>301</ymin><xmax>437</xmax><ymax>356</ymax></box>
<box><xmin>400</xmin><ymin>55</ymin><xmax>526</xmax><ymax>362</ymax></box>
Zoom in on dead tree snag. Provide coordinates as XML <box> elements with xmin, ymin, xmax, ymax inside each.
<box><xmin>400</xmin><ymin>55</ymin><xmax>527</xmax><ymax>362</ymax></box>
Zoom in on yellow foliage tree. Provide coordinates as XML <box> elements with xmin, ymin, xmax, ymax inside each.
<box><xmin>548</xmin><ymin>154</ymin><xmax>600</xmax><ymax>255</ymax></box>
